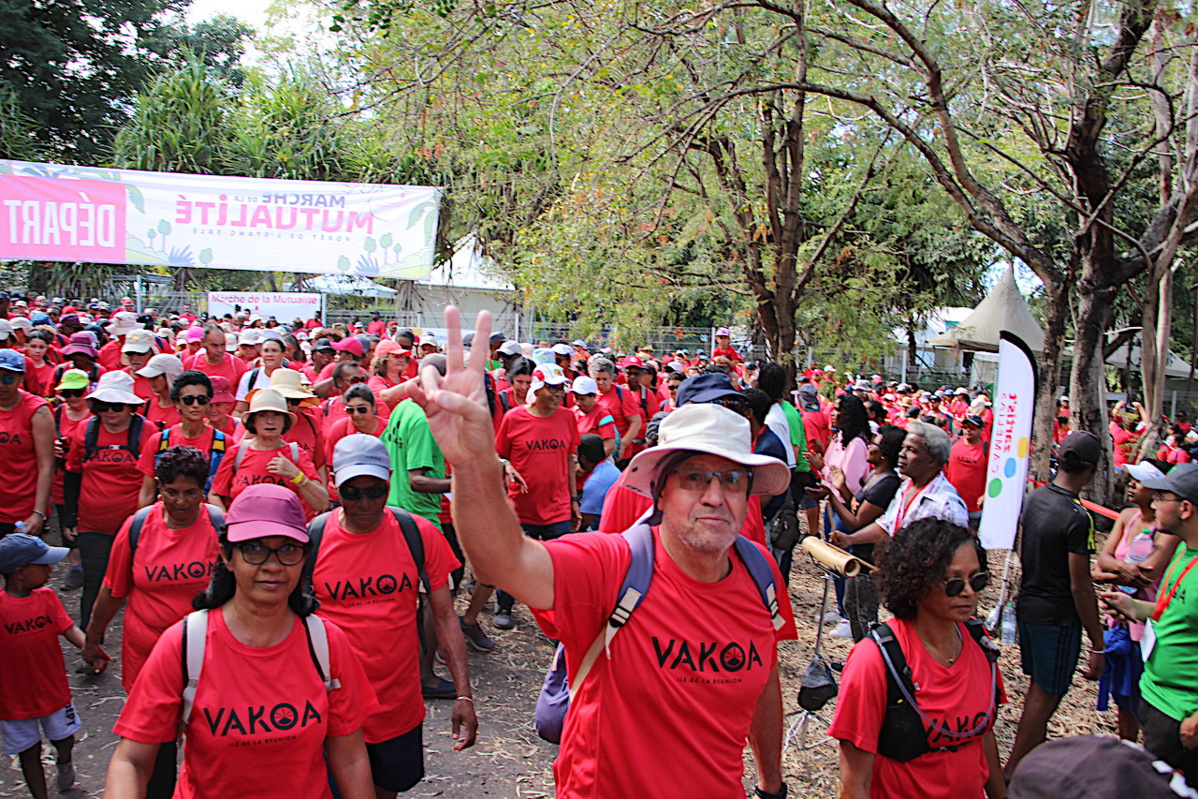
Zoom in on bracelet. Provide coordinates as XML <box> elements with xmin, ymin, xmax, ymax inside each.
<box><xmin>456</xmin><ymin>696</ymin><xmax>474</xmax><ymax>703</ymax></box>
<box><xmin>1090</xmin><ymin>647</ymin><xmax>1107</xmax><ymax>654</ymax></box>
<box><xmin>571</xmin><ymin>497</ymin><xmax>579</xmax><ymax>503</ymax></box>
<box><xmin>31</xmin><ymin>509</ymin><xmax>46</xmax><ymax>518</ymax></box>
<box><xmin>754</xmin><ymin>784</ymin><xmax>787</xmax><ymax>799</ymax></box>
<box><xmin>291</xmin><ymin>473</ymin><xmax>307</xmax><ymax>485</ymax></box>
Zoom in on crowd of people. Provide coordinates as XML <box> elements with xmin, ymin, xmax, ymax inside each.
<box><xmin>1</xmin><ymin>292</ymin><xmax>1197</xmax><ymax>799</ymax></box>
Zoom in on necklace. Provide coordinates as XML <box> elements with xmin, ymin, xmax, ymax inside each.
<box><xmin>919</xmin><ymin>623</ymin><xmax>963</xmax><ymax>666</ymax></box>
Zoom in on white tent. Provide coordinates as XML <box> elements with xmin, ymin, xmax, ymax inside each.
<box><xmin>927</xmin><ymin>266</ymin><xmax>1045</xmax><ymax>352</ymax></box>
<box><xmin>404</xmin><ymin>235</ymin><xmax>524</xmax><ymax>337</ymax></box>
<box><xmin>287</xmin><ymin>274</ymin><xmax>398</xmax><ymax>298</ymax></box>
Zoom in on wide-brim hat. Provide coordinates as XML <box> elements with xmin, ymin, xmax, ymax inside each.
<box><xmin>62</xmin><ymin>332</ymin><xmax>99</xmax><ymax>358</ymax></box>
<box><xmin>249</xmin><ymin>367</ymin><xmax>318</xmax><ymax>406</ymax></box>
<box><xmin>86</xmin><ymin>371</ymin><xmax>144</xmax><ymax>405</ymax></box>
<box><xmin>108</xmin><ymin>311</ymin><xmax>141</xmax><ymax>336</ymax></box>
<box><xmin>243</xmin><ymin>387</ymin><xmax>296</xmax><ymax>423</ymax></box>
<box><xmin>624</xmin><ymin>404</ymin><xmax>790</xmax><ymax>498</ymax></box>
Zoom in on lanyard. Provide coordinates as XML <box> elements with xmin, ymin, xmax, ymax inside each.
<box><xmin>893</xmin><ymin>480</ymin><xmax>931</xmax><ymax>532</ymax></box>
<box><xmin>1152</xmin><ymin>553</ymin><xmax>1198</xmax><ymax>622</ymax></box>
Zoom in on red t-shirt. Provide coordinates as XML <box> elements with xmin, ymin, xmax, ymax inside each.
<box><xmin>102</xmin><ymin>504</ymin><xmax>221</xmax><ymax>690</ymax></box>
<box><xmin>136</xmin><ymin>425</ymin><xmax>220</xmax><ymax>479</ymax></box>
<box><xmin>595</xmin><ymin>385</ymin><xmax>641</xmax><ymax>438</ymax></box>
<box><xmin>284</xmin><ymin>408</ymin><xmax>327</xmax><ymax>473</ymax></box>
<box><xmin>52</xmin><ymin>406</ymin><xmax>92</xmax><ymax>505</ymax></box>
<box><xmin>1112</xmin><ymin>425</ymin><xmax>1138</xmax><ymax>467</ymax></box>
<box><xmin>0</xmin><ymin>587</ymin><xmax>74</xmax><ymax>719</ymax></box>
<box><xmin>1160</xmin><ymin>445</ymin><xmax>1193</xmax><ymax>465</ymax></box>
<box><xmin>533</xmin><ymin>531</ymin><xmax>796</xmax><ymax>798</ymax></box>
<box><xmin>144</xmin><ymin>399</ymin><xmax>181</xmax><ymax>431</ymax></box>
<box><xmin>621</xmin><ymin>386</ymin><xmax>661</xmax><ymax>461</ymax></box>
<box><xmin>122</xmin><ymin>368</ymin><xmax>155</xmax><ymax>403</ymax></box>
<box><xmin>711</xmin><ymin>344</ymin><xmax>743</xmax><ymax>362</ymax></box>
<box><xmin>945</xmin><ymin>439</ymin><xmax>988</xmax><ymax>513</ymax></box>
<box><xmin>210</xmin><ymin>416</ymin><xmax>244</xmax><ymax>443</ymax></box>
<box><xmin>802</xmin><ymin>408</ymin><xmax>831</xmax><ymax>452</ymax></box>
<box><xmin>209</xmin><ymin>442</ymin><xmax>320</xmax><ymax>519</ymax></box>
<box><xmin>828</xmin><ymin>617</ymin><xmax>1005</xmax><ymax>799</ymax></box>
<box><xmin>596</xmin><ymin>470</ymin><xmax>768</xmax><ymax>547</ymax></box>
<box><xmin>323</xmin><ymin>415</ymin><xmax>384</xmax><ymax>469</ymax></box>
<box><xmin>573</xmin><ymin>404</ymin><xmax>617</xmax><ymax>441</ymax></box>
<box><xmin>99</xmin><ymin>338</ymin><xmax>124</xmax><ymax>371</ymax></box>
<box><xmin>495</xmin><ymin>406</ymin><xmax>579</xmax><ymax>526</ymax></box>
<box><xmin>113</xmin><ymin>608</ymin><xmax>375</xmax><ymax>799</ymax></box>
<box><xmin>67</xmin><ymin>418</ymin><xmax>152</xmax><ymax>535</ymax></box>
<box><xmin>184</xmin><ymin>353</ymin><xmax>247</xmax><ymax>388</ymax></box>
<box><xmin>310</xmin><ymin>510</ymin><xmax>459</xmax><ymax>742</ymax></box>
<box><xmin>28</xmin><ymin>360</ymin><xmax>55</xmax><ymax>395</ymax></box>
<box><xmin>0</xmin><ymin>390</ymin><xmax>49</xmax><ymax>524</ymax></box>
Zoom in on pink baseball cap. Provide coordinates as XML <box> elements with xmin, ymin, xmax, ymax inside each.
<box><xmin>209</xmin><ymin>376</ymin><xmax>236</xmax><ymax>404</ymax></box>
<box><xmin>224</xmin><ymin>484</ymin><xmax>310</xmax><ymax>543</ymax></box>
<box><xmin>333</xmin><ymin>337</ymin><xmax>365</xmax><ymax>357</ymax></box>
<box><xmin>186</xmin><ymin>327</ymin><xmax>204</xmax><ymax>343</ymax></box>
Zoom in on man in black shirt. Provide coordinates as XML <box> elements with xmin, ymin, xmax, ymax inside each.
<box><xmin>1005</xmin><ymin>431</ymin><xmax>1106</xmax><ymax>778</ymax></box>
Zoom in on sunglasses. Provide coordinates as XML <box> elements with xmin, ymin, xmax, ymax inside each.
<box><xmin>0</xmin><ymin>374</ymin><xmax>19</xmax><ymax>386</ymax></box>
<box><xmin>944</xmin><ymin>571</ymin><xmax>989</xmax><ymax>597</ymax></box>
<box><xmin>712</xmin><ymin>396</ymin><xmax>749</xmax><ymax>414</ymax></box>
<box><xmin>179</xmin><ymin>395</ymin><xmax>210</xmax><ymax>406</ymax></box>
<box><xmin>91</xmin><ymin>401</ymin><xmax>130</xmax><ymax>413</ymax></box>
<box><xmin>59</xmin><ymin>388</ymin><xmax>84</xmax><ymax>398</ymax></box>
<box><xmin>344</xmin><ymin>405</ymin><xmax>372</xmax><ymax>415</ymax></box>
<box><xmin>344</xmin><ymin>375</ymin><xmax>366</xmax><ymax>385</ymax></box>
<box><xmin>339</xmin><ymin>483</ymin><xmax>389</xmax><ymax>501</ymax></box>
<box><xmin>670</xmin><ymin>469</ymin><xmax>752</xmax><ymax>492</ymax></box>
<box><xmin>286</xmin><ymin>398</ymin><xmax>304</xmax><ymax>406</ymax></box>
<box><xmin>234</xmin><ymin>541</ymin><xmax>306</xmax><ymax>566</ymax></box>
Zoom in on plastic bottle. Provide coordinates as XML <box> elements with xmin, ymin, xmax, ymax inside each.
<box><xmin>1000</xmin><ymin>603</ymin><xmax>1017</xmax><ymax>646</ymax></box>
<box><xmin>1118</xmin><ymin>530</ymin><xmax>1155</xmax><ymax>594</ymax></box>
<box><xmin>13</xmin><ymin>521</ymin><xmax>26</xmax><ymax>534</ymax></box>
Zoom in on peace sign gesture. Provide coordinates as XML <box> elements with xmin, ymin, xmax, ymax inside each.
<box><xmin>407</xmin><ymin>306</ymin><xmax>496</xmax><ymax>466</ymax></box>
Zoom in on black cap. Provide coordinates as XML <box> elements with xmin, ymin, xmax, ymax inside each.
<box><xmin>676</xmin><ymin>373</ymin><xmax>740</xmax><ymax>406</ymax></box>
<box><xmin>489</xmin><ymin>332</ymin><xmax>507</xmax><ymax>345</ymax></box>
<box><xmin>1008</xmin><ymin>735</ymin><xmax>1194</xmax><ymax>799</ymax></box>
<box><xmin>1058</xmin><ymin>431</ymin><xmax>1102</xmax><ymax>466</ymax></box>
<box><xmin>1142</xmin><ymin>462</ymin><xmax>1198</xmax><ymax>505</ymax></box>
<box><xmin>963</xmin><ymin>414</ymin><xmax>984</xmax><ymax>428</ymax></box>
<box><xmin>312</xmin><ymin>339</ymin><xmax>335</xmax><ymax>352</ymax></box>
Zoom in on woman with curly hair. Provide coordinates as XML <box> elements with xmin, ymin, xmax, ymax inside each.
<box><xmin>830</xmin><ymin>518</ymin><xmax>1007</xmax><ymax>799</ymax></box>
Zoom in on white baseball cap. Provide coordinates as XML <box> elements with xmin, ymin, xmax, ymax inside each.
<box><xmin>570</xmin><ymin>375</ymin><xmax>599</xmax><ymax>395</ymax></box>
<box><xmin>529</xmin><ymin>362</ymin><xmax>570</xmax><ymax>394</ymax></box>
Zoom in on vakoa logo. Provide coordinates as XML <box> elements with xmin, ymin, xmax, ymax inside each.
<box><xmin>651</xmin><ymin>637</ymin><xmax>764</xmax><ymax>672</ymax></box>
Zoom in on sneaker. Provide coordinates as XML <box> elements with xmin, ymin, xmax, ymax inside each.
<box><xmin>62</xmin><ymin>566</ymin><xmax>83</xmax><ymax>591</ymax></box>
<box><xmin>822</xmin><ymin>610</ymin><xmax>845</xmax><ymax>625</ymax></box>
<box><xmin>460</xmin><ymin>617</ymin><xmax>496</xmax><ymax>653</ymax></box>
<box><xmin>421</xmin><ymin>676</ymin><xmax>457</xmax><ymax>699</ymax></box>
<box><xmin>56</xmin><ymin>758</ymin><xmax>75</xmax><ymax>792</ymax></box>
<box><xmin>493</xmin><ymin>611</ymin><xmax>515</xmax><ymax>630</ymax></box>
<box><xmin>830</xmin><ymin>620</ymin><xmax>853</xmax><ymax>639</ymax></box>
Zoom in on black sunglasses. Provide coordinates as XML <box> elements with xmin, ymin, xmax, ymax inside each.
<box><xmin>344</xmin><ymin>405</ymin><xmax>372</xmax><ymax>415</ymax></box>
<box><xmin>339</xmin><ymin>483</ymin><xmax>389</xmax><ymax>501</ymax></box>
<box><xmin>945</xmin><ymin>571</ymin><xmax>989</xmax><ymax>597</ymax></box>
<box><xmin>59</xmin><ymin>389</ymin><xmax>84</xmax><ymax>398</ymax></box>
<box><xmin>91</xmin><ymin>401</ymin><xmax>130</xmax><ymax>413</ymax></box>
<box><xmin>179</xmin><ymin>395</ymin><xmax>210</xmax><ymax>406</ymax></box>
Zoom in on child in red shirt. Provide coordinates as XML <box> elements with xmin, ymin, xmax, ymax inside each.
<box><xmin>0</xmin><ymin>534</ymin><xmax>98</xmax><ymax>796</ymax></box>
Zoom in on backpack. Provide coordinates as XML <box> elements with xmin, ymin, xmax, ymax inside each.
<box><xmin>245</xmin><ymin>361</ymin><xmax>293</xmax><ymax>393</ymax></box>
<box><xmin>868</xmin><ymin>618</ymin><xmax>1000</xmax><ymax>762</ymax></box>
<box><xmin>534</xmin><ymin>522</ymin><xmax>783</xmax><ymax>744</ymax></box>
<box><xmin>83</xmin><ymin>415</ymin><xmax>146</xmax><ymax>463</ymax></box>
<box><xmin>156</xmin><ymin>426</ymin><xmax>227</xmax><ymax>492</ymax></box>
<box><xmin>305</xmin><ymin>507</ymin><xmax>428</xmax><ymax>592</ymax></box>
<box><xmin>233</xmin><ymin>440</ymin><xmax>300</xmax><ymax>471</ymax></box>
<box><xmin>179</xmin><ymin>609</ymin><xmax>338</xmax><ymax>727</ymax></box>
<box><xmin>125</xmin><ymin>503</ymin><xmax>225</xmax><ymax>559</ymax></box>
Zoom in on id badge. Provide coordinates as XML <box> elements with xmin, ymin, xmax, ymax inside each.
<box><xmin>1140</xmin><ymin>618</ymin><xmax>1156</xmax><ymax>662</ymax></box>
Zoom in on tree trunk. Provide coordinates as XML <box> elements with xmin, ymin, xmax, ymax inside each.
<box><xmin>1070</xmin><ymin>282</ymin><xmax>1119</xmax><ymax>503</ymax></box>
<box><xmin>1139</xmin><ymin>265</ymin><xmax>1171</xmax><ymax>457</ymax></box>
<box><xmin>1030</xmin><ymin>277</ymin><xmax>1069</xmax><ymax>482</ymax></box>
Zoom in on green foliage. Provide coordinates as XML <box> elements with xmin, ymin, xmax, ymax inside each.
<box><xmin>0</xmin><ymin>87</ymin><xmax>42</xmax><ymax>161</ymax></box>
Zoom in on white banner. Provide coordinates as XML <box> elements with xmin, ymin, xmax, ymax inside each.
<box><xmin>208</xmin><ymin>292</ymin><xmax>323</xmax><ymax>325</ymax></box>
<box><xmin>978</xmin><ymin>332</ymin><xmax>1039</xmax><ymax>550</ymax></box>
<box><xmin>0</xmin><ymin>159</ymin><xmax>440</xmax><ymax>279</ymax></box>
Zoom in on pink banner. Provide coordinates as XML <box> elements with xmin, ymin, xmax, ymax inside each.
<box><xmin>0</xmin><ymin>174</ymin><xmax>126</xmax><ymax>262</ymax></box>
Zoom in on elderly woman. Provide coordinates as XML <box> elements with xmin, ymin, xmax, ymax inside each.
<box><xmin>65</xmin><ymin>371</ymin><xmax>154</xmax><ymax>625</ymax></box>
<box><xmin>209</xmin><ymin>388</ymin><xmax>328</xmax><ymax>519</ymax></box>
<box><xmin>830</xmin><ymin>518</ymin><xmax>1006</xmax><ymax>799</ymax></box>
<box><xmin>83</xmin><ymin>445</ymin><xmax>224</xmax><ymax>798</ymax></box>
<box><xmin>136</xmin><ymin>354</ymin><xmax>185</xmax><ymax>430</ymax></box>
<box><xmin>104</xmin><ymin>485</ymin><xmax>376</xmax><ymax>799</ymax></box>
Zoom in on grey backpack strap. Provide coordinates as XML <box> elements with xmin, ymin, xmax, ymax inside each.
<box><xmin>233</xmin><ymin>443</ymin><xmax>247</xmax><ymax>472</ymax></box>
<box><xmin>303</xmin><ymin>615</ymin><xmax>340</xmax><ymax>690</ymax></box>
<box><xmin>180</xmin><ymin>610</ymin><xmax>210</xmax><ymax>726</ymax></box>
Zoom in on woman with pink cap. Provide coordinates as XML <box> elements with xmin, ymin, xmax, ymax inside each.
<box><xmin>105</xmin><ymin>485</ymin><xmax>377</xmax><ymax>799</ymax></box>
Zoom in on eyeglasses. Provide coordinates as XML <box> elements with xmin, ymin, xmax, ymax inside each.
<box><xmin>59</xmin><ymin>388</ymin><xmax>84</xmax><ymax>398</ymax></box>
<box><xmin>1153</xmin><ymin>493</ymin><xmax>1186</xmax><ymax>505</ymax></box>
<box><xmin>344</xmin><ymin>375</ymin><xmax>366</xmax><ymax>385</ymax></box>
<box><xmin>286</xmin><ymin>398</ymin><xmax>304</xmax><ymax>406</ymax></box>
<box><xmin>670</xmin><ymin>469</ymin><xmax>752</xmax><ymax>492</ymax></box>
<box><xmin>179</xmin><ymin>395</ymin><xmax>210</xmax><ymax>406</ymax></box>
<box><xmin>234</xmin><ymin>541</ymin><xmax>306</xmax><ymax>566</ymax></box>
<box><xmin>944</xmin><ymin>571</ymin><xmax>989</xmax><ymax>597</ymax></box>
<box><xmin>344</xmin><ymin>405</ymin><xmax>372</xmax><ymax>415</ymax></box>
<box><xmin>711</xmin><ymin>396</ymin><xmax>749</xmax><ymax>414</ymax></box>
<box><xmin>339</xmin><ymin>483</ymin><xmax>389</xmax><ymax>501</ymax></box>
<box><xmin>91</xmin><ymin>401</ymin><xmax>129</xmax><ymax>413</ymax></box>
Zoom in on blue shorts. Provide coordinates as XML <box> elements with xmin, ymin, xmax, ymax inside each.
<box><xmin>366</xmin><ymin>724</ymin><xmax>424</xmax><ymax>793</ymax></box>
<box><xmin>1018</xmin><ymin>620</ymin><xmax>1082</xmax><ymax>697</ymax></box>
<box><xmin>0</xmin><ymin>702</ymin><xmax>82</xmax><ymax>754</ymax></box>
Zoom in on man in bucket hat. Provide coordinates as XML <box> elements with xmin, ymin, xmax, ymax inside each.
<box><xmin>407</xmin><ymin>307</ymin><xmax>797</xmax><ymax>799</ymax></box>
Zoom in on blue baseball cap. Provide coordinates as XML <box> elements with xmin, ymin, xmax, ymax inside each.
<box><xmin>0</xmin><ymin>533</ymin><xmax>69</xmax><ymax>573</ymax></box>
<box><xmin>0</xmin><ymin>349</ymin><xmax>26</xmax><ymax>372</ymax></box>
<box><xmin>676</xmin><ymin>372</ymin><xmax>740</xmax><ymax>406</ymax></box>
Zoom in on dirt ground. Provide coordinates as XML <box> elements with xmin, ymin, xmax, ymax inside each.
<box><xmin>1</xmin><ymin>532</ymin><xmax>1118</xmax><ymax>799</ymax></box>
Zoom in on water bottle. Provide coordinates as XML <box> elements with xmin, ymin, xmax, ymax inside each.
<box><xmin>1000</xmin><ymin>603</ymin><xmax>1017</xmax><ymax>646</ymax></box>
<box><xmin>1118</xmin><ymin>530</ymin><xmax>1155</xmax><ymax>594</ymax></box>
<box><xmin>13</xmin><ymin>521</ymin><xmax>26</xmax><ymax>534</ymax></box>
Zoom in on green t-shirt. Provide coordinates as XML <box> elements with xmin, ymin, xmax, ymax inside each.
<box><xmin>779</xmin><ymin>401</ymin><xmax>811</xmax><ymax>473</ymax></box>
<box><xmin>381</xmin><ymin>400</ymin><xmax>446</xmax><ymax>528</ymax></box>
<box><xmin>1141</xmin><ymin>545</ymin><xmax>1198</xmax><ymax>720</ymax></box>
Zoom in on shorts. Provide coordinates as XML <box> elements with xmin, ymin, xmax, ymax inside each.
<box><xmin>366</xmin><ymin>724</ymin><xmax>424</xmax><ymax>793</ymax></box>
<box><xmin>1018</xmin><ymin>620</ymin><xmax>1082</xmax><ymax>697</ymax></box>
<box><xmin>1139</xmin><ymin>698</ymin><xmax>1198</xmax><ymax>780</ymax></box>
<box><xmin>1</xmin><ymin>702</ymin><xmax>82</xmax><ymax>754</ymax></box>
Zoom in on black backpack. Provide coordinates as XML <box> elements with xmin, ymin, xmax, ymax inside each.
<box><xmin>83</xmin><ymin>415</ymin><xmax>146</xmax><ymax>463</ymax></box>
<box><xmin>125</xmin><ymin>503</ymin><xmax>226</xmax><ymax>558</ymax></box>
<box><xmin>868</xmin><ymin>618</ymin><xmax>999</xmax><ymax>762</ymax></box>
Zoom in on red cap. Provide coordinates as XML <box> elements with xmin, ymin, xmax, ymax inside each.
<box><xmin>622</xmin><ymin>356</ymin><xmax>645</xmax><ymax>369</ymax></box>
<box><xmin>332</xmin><ymin>337</ymin><xmax>365</xmax><ymax>357</ymax></box>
